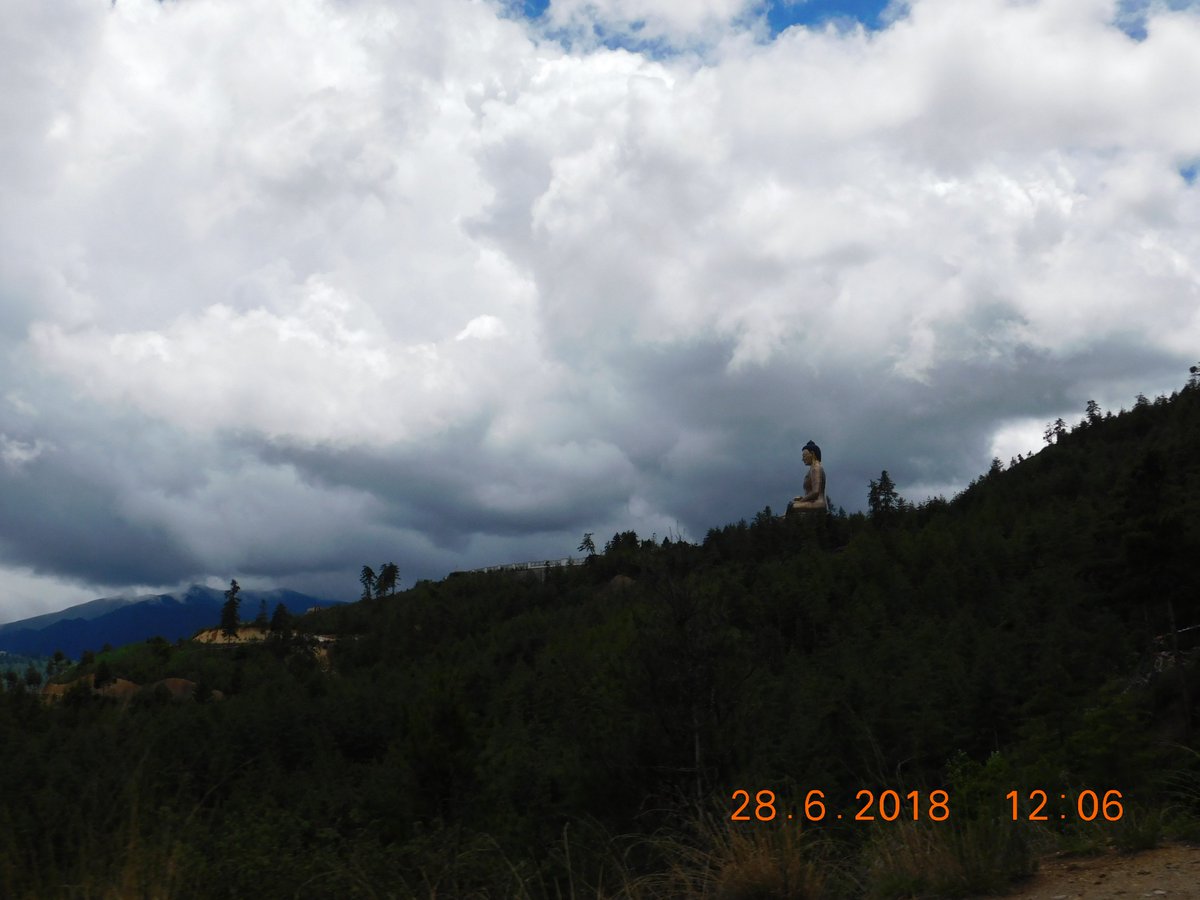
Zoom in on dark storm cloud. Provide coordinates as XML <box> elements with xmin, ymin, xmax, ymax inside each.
<box><xmin>0</xmin><ymin>451</ymin><xmax>196</xmax><ymax>586</ymax></box>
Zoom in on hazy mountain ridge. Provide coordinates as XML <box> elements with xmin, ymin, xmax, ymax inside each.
<box><xmin>0</xmin><ymin>585</ymin><xmax>340</xmax><ymax>659</ymax></box>
<box><xmin>0</xmin><ymin>594</ymin><xmax>145</xmax><ymax>632</ymax></box>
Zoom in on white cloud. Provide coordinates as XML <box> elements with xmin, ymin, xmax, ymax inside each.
<box><xmin>3</xmin><ymin>0</ymin><xmax>1200</xmax><ymax>617</ymax></box>
<box><xmin>988</xmin><ymin>417</ymin><xmax>1052</xmax><ymax>468</ymax></box>
<box><xmin>456</xmin><ymin>314</ymin><xmax>510</xmax><ymax>341</ymax></box>
<box><xmin>0</xmin><ymin>435</ymin><xmax>52</xmax><ymax>471</ymax></box>
<box><xmin>29</xmin><ymin>265</ymin><xmax>560</xmax><ymax>446</ymax></box>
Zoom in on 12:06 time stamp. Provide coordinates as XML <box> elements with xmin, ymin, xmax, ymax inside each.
<box><xmin>731</xmin><ymin>789</ymin><xmax>1125</xmax><ymax>823</ymax></box>
<box><xmin>1007</xmin><ymin>789</ymin><xmax>1125</xmax><ymax>822</ymax></box>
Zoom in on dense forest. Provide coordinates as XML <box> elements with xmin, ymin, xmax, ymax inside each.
<box><xmin>1</xmin><ymin>377</ymin><xmax>1198</xmax><ymax>899</ymax></box>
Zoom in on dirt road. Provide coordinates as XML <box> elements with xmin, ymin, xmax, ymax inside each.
<box><xmin>985</xmin><ymin>844</ymin><xmax>1200</xmax><ymax>899</ymax></box>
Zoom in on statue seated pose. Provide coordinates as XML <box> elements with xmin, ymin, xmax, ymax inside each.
<box><xmin>790</xmin><ymin>440</ymin><xmax>827</xmax><ymax>514</ymax></box>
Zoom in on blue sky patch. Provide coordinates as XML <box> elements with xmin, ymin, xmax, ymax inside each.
<box><xmin>513</xmin><ymin>0</ymin><xmax>894</xmax><ymax>37</ymax></box>
<box><xmin>1114</xmin><ymin>0</ymin><xmax>1200</xmax><ymax>41</ymax></box>
<box><xmin>767</xmin><ymin>0</ymin><xmax>892</xmax><ymax>34</ymax></box>
<box><xmin>511</xmin><ymin>0</ymin><xmax>1200</xmax><ymax>43</ymax></box>
<box><xmin>1181</xmin><ymin>162</ymin><xmax>1199</xmax><ymax>185</ymax></box>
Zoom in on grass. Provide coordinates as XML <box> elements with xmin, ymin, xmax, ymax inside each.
<box><xmin>612</xmin><ymin>812</ymin><xmax>844</xmax><ymax>900</ymax></box>
<box><xmin>1160</xmin><ymin>745</ymin><xmax>1200</xmax><ymax>843</ymax></box>
<box><xmin>11</xmin><ymin>794</ymin><xmax>1190</xmax><ymax>900</ymax></box>
<box><xmin>859</xmin><ymin>817</ymin><xmax>1037</xmax><ymax>899</ymax></box>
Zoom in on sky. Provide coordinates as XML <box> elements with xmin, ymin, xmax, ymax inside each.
<box><xmin>2</xmin><ymin>0</ymin><xmax>1199</xmax><ymax>623</ymax></box>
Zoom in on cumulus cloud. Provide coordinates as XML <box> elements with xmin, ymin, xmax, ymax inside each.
<box><xmin>31</xmin><ymin>279</ymin><xmax>498</xmax><ymax>444</ymax></box>
<box><xmin>456</xmin><ymin>314</ymin><xmax>510</xmax><ymax>341</ymax></box>
<box><xmin>1</xmin><ymin>0</ymin><xmax>1199</xmax><ymax>619</ymax></box>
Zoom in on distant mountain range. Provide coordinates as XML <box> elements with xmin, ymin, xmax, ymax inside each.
<box><xmin>0</xmin><ymin>586</ymin><xmax>341</xmax><ymax>659</ymax></box>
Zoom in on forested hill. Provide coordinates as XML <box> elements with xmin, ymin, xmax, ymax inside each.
<box><xmin>2</xmin><ymin>380</ymin><xmax>1198</xmax><ymax>898</ymax></box>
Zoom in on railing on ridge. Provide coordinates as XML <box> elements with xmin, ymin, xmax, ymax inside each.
<box><xmin>461</xmin><ymin>556</ymin><xmax>589</xmax><ymax>575</ymax></box>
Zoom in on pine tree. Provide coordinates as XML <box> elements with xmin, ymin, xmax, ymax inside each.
<box><xmin>220</xmin><ymin>579</ymin><xmax>241</xmax><ymax>636</ymax></box>
<box><xmin>868</xmin><ymin>470</ymin><xmax>900</xmax><ymax>523</ymax></box>
<box><xmin>377</xmin><ymin>562</ymin><xmax>400</xmax><ymax>597</ymax></box>
<box><xmin>269</xmin><ymin>602</ymin><xmax>292</xmax><ymax>634</ymax></box>
<box><xmin>23</xmin><ymin>664</ymin><xmax>41</xmax><ymax>689</ymax></box>
<box><xmin>94</xmin><ymin>659</ymin><xmax>113</xmax><ymax>688</ymax></box>
<box><xmin>359</xmin><ymin>565</ymin><xmax>377</xmax><ymax>601</ymax></box>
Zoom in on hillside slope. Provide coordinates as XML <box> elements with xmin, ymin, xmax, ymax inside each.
<box><xmin>0</xmin><ymin>380</ymin><xmax>1197</xmax><ymax>899</ymax></box>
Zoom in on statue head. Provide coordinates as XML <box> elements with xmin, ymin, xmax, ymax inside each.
<box><xmin>802</xmin><ymin>440</ymin><xmax>822</xmax><ymax>463</ymax></box>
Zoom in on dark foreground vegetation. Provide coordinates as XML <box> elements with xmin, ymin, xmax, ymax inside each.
<box><xmin>2</xmin><ymin>380</ymin><xmax>1199</xmax><ymax>898</ymax></box>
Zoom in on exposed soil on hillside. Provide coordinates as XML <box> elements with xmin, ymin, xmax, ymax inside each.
<box><xmin>41</xmin><ymin>673</ymin><xmax>218</xmax><ymax>704</ymax></box>
<box><xmin>981</xmin><ymin>843</ymin><xmax>1200</xmax><ymax>899</ymax></box>
<box><xmin>192</xmin><ymin>625</ymin><xmax>269</xmax><ymax>644</ymax></box>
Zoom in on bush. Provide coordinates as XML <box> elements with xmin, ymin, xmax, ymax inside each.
<box><xmin>861</xmin><ymin>818</ymin><xmax>1035</xmax><ymax>899</ymax></box>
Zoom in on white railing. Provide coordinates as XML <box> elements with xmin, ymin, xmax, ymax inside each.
<box><xmin>466</xmin><ymin>556</ymin><xmax>589</xmax><ymax>575</ymax></box>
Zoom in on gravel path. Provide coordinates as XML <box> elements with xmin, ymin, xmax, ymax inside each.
<box><xmin>982</xmin><ymin>844</ymin><xmax>1200</xmax><ymax>899</ymax></box>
